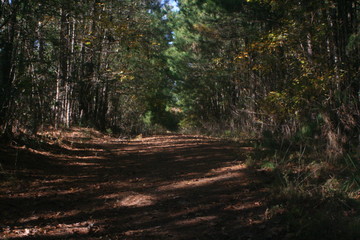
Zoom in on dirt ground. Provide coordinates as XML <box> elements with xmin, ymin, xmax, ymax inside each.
<box><xmin>0</xmin><ymin>130</ymin><xmax>272</xmax><ymax>240</ymax></box>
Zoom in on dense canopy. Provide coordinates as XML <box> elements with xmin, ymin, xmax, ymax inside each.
<box><xmin>1</xmin><ymin>0</ymin><xmax>360</xmax><ymax>155</ymax></box>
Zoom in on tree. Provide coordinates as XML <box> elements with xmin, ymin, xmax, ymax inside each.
<box><xmin>169</xmin><ymin>0</ymin><xmax>360</xmax><ymax>156</ymax></box>
<box><xmin>0</xmin><ymin>0</ymin><xmax>175</xmax><ymax>137</ymax></box>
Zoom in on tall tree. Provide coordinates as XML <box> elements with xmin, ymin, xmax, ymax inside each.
<box><xmin>169</xmin><ymin>0</ymin><xmax>360</xmax><ymax>156</ymax></box>
<box><xmin>0</xmin><ymin>0</ymin><xmax>174</xmax><ymax>137</ymax></box>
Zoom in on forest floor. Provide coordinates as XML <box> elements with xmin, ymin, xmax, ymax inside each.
<box><xmin>0</xmin><ymin>128</ymin><xmax>286</xmax><ymax>239</ymax></box>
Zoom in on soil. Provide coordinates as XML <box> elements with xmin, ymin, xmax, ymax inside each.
<box><xmin>0</xmin><ymin>129</ymin><xmax>273</xmax><ymax>240</ymax></box>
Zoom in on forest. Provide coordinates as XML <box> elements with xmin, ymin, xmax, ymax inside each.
<box><xmin>1</xmin><ymin>0</ymin><xmax>360</xmax><ymax>239</ymax></box>
<box><xmin>2</xmin><ymin>0</ymin><xmax>360</xmax><ymax>154</ymax></box>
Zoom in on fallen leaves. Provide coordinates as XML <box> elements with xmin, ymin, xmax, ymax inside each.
<box><xmin>0</xmin><ymin>133</ymin><xmax>270</xmax><ymax>240</ymax></box>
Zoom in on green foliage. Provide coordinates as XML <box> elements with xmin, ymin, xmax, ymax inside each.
<box><xmin>347</xmin><ymin>33</ymin><xmax>360</xmax><ymax>53</ymax></box>
<box><xmin>0</xmin><ymin>0</ymin><xmax>177</xmax><ymax>136</ymax></box>
<box><xmin>250</xmin><ymin>142</ymin><xmax>360</xmax><ymax>239</ymax></box>
<box><xmin>343</xmin><ymin>154</ymin><xmax>360</xmax><ymax>193</ymax></box>
<box><xmin>168</xmin><ymin>0</ymin><xmax>360</xmax><ymax>164</ymax></box>
<box><xmin>261</xmin><ymin>161</ymin><xmax>276</xmax><ymax>170</ymax></box>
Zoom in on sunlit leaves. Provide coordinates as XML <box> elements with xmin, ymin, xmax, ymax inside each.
<box><xmin>261</xmin><ymin>91</ymin><xmax>291</xmax><ymax>120</ymax></box>
<box><xmin>234</xmin><ymin>51</ymin><xmax>249</xmax><ymax>60</ymax></box>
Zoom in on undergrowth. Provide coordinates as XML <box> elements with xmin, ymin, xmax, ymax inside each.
<box><xmin>248</xmin><ymin>138</ymin><xmax>360</xmax><ymax>240</ymax></box>
<box><xmin>0</xmin><ymin>127</ymin><xmax>108</xmax><ymax>181</ymax></box>
<box><xmin>179</xmin><ymin>126</ymin><xmax>360</xmax><ymax>238</ymax></box>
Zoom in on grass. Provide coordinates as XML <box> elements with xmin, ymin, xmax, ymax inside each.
<box><xmin>189</xmin><ymin>126</ymin><xmax>360</xmax><ymax>238</ymax></box>
<box><xmin>248</xmin><ymin>139</ymin><xmax>360</xmax><ymax>240</ymax></box>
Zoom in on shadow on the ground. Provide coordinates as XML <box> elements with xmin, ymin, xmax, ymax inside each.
<box><xmin>0</xmin><ymin>134</ymin><xmax>274</xmax><ymax>240</ymax></box>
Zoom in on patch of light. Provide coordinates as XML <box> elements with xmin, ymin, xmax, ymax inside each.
<box><xmin>161</xmin><ymin>0</ymin><xmax>179</xmax><ymax>12</ymax></box>
<box><xmin>117</xmin><ymin>193</ymin><xmax>157</xmax><ymax>207</ymax></box>
<box><xmin>176</xmin><ymin>216</ymin><xmax>217</xmax><ymax>225</ymax></box>
<box><xmin>158</xmin><ymin>172</ymin><xmax>243</xmax><ymax>191</ymax></box>
<box><xmin>169</xmin><ymin>0</ymin><xmax>179</xmax><ymax>12</ymax></box>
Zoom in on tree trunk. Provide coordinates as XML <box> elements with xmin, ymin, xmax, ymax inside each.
<box><xmin>0</xmin><ymin>5</ymin><xmax>17</xmax><ymax>137</ymax></box>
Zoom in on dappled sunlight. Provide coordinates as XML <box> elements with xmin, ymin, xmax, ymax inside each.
<box><xmin>60</xmin><ymin>143</ymin><xmax>106</xmax><ymax>153</ymax></box>
<box><xmin>123</xmin><ymin>226</ymin><xmax>171</xmax><ymax>238</ymax></box>
<box><xmin>0</xmin><ymin>134</ymin><xmax>269</xmax><ymax>239</ymax></box>
<box><xmin>17</xmin><ymin>209</ymin><xmax>83</xmax><ymax>223</ymax></box>
<box><xmin>2</xmin><ymin>220</ymin><xmax>96</xmax><ymax>239</ymax></box>
<box><xmin>97</xmin><ymin>192</ymin><xmax>124</xmax><ymax>200</ymax></box>
<box><xmin>210</xmin><ymin>163</ymin><xmax>246</xmax><ymax>174</ymax></box>
<box><xmin>116</xmin><ymin>192</ymin><xmax>157</xmax><ymax>207</ymax></box>
<box><xmin>175</xmin><ymin>215</ymin><xmax>217</xmax><ymax>226</ymax></box>
<box><xmin>66</xmin><ymin>159</ymin><xmax>103</xmax><ymax>166</ymax></box>
<box><xmin>156</xmin><ymin>161</ymin><xmax>247</xmax><ymax>192</ymax></box>
<box><xmin>158</xmin><ymin>171</ymin><xmax>244</xmax><ymax>191</ymax></box>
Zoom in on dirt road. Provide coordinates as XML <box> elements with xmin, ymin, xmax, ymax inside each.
<box><xmin>0</xmin><ymin>133</ymin><xmax>270</xmax><ymax>239</ymax></box>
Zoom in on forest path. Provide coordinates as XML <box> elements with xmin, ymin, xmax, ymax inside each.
<box><xmin>0</xmin><ymin>133</ymin><xmax>271</xmax><ymax>240</ymax></box>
